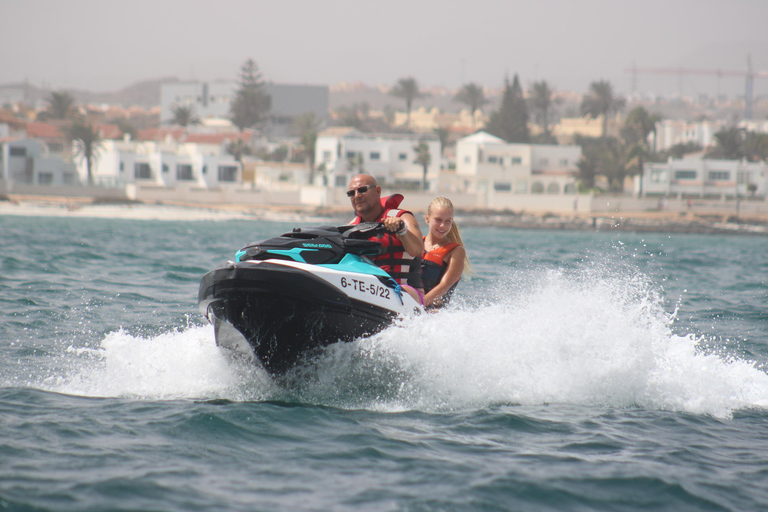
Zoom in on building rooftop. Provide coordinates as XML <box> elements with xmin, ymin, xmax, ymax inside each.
<box><xmin>26</xmin><ymin>122</ymin><xmax>63</xmax><ymax>139</ymax></box>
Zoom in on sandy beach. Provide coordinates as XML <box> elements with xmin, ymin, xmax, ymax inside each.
<box><xmin>1</xmin><ymin>194</ymin><xmax>767</xmax><ymax>236</ymax></box>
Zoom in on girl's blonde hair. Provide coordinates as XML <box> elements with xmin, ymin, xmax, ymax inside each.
<box><xmin>427</xmin><ymin>197</ymin><xmax>474</xmax><ymax>276</ymax></box>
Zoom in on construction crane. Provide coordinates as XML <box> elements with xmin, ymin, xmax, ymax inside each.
<box><xmin>627</xmin><ymin>55</ymin><xmax>768</xmax><ymax>119</ymax></box>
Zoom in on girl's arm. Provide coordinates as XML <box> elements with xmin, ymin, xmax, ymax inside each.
<box><xmin>423</xmin><ymin>246</ymin><xmax>466</xmax><ymax>307</ymax></box>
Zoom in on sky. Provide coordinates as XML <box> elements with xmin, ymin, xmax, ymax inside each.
<box><xmin>2</xmin><ymin>0</ymin><xmax>767</xmax><ymax>98</ymax></box>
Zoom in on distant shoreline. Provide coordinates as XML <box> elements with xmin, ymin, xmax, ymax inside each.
<box><xmin>1</xmin><ymin>195</ymin><xmax>767</xmax><ymax>236</ymax></box>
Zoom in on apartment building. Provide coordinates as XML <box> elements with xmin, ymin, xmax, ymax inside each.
<box><xmin>0</xmin><ymin>138</ymin><xmax>77</xmax><ymax>185</ymax></box>
<box><xmin>315</xmin><ymin>128</ymin><xmax>442</xmax><ymax>190</ymax></box>
<box><xmin>73</xmin><ymin>139</ymin><xmax>242</xmax><ymax>189</ymax></box>
<box><xmin>454</xmin><ymin>132</ymin><xmax>581</xmax><ymax>195</ymax></box>
<box><xmin>655</xmin><ymin>119</ymin><xmax>725</xmax><ymax>151</ymax></box>
<box><xmin>640</xmin><ymin>157</ymin><xmax>767</xmax><ymax>199</ymax></box>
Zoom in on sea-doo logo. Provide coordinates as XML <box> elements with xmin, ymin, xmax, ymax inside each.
<box><xmin>302</xmin><ymin>243</ymin><xmax>332</xmax><ymax>249</ymax></box>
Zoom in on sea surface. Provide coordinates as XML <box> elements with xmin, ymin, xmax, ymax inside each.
<box><xmin>2</xmin><ymin>211</ymin><xmax>768</xmax><ymax>511</ymax></box>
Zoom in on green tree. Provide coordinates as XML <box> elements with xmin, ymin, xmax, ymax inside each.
<box><xmin>576</xmin><ymin>135</ymin><xmax>626</xmax><ymax>192</ymax></box>
<box><xmin>623</xmin><ymin>142</ymin><xmax>651</xmax><ymax>195</ymax></box>
<box><xmin>621</xmin><ymin>106</ymin><xmax>659</xmax><ymax>146</ymax></box>
<box><xmin>486</xmin><ymin>74</ymin><xmax>530</xmax><ymax>143</ymax></box>
<box><xmin>453</xmin><ymin>82</ymin><xmax>488</xmax><ymax>129</ymax></box>
<box><xmin>226</xmin><ymin>139</ymin><xmax>252</xmax><ymax>163</ymax></box>
<box><xmin>40</xmin><ymin>91</ymin><xmax>79</xmax><ymax>121</ymax></box>
<box><xmin>662</xmin><ymin>142</ymin><xmax>702</xmax><ymax>160</ymax></box>
<box><xmin>580</xmin><ymin>80</ymin><xmax>626</xmax><ymax>137</ymax></box>
<box><xmin>64</xmin><ymin>121</ymin><xmax>102</xmax><ymax>185</ymax></box>
<box><xmin>390</xmin><ymin>77</ymin><xmax>423</xmax><ymax>130</ymax></box>
<box><xmin>620</xmin><ymin>106</ymin><xmax>661</xmax><ymax>195</ymax></box>
<box><xmin>169</xmin><ymin>104</ymin><xmax>199</xmax><ymax>127</ymax></box>
<box><xmin>414</xmin><ymin>140</ymin><xmax>432</xmax><ymax>191</ymax></box>
<box><xmin>230</xmin><ymin>58</ymin><xmax>271</xmax><ymax>131</ymax></box>
<box><xmin>743</xmin><ymin>131</ymin><xmax>768</xmax><ymax>162</ymax></box>
<box><xmin>528</xmin><ymin>80</ymin><xmax>557</xmax><ymax>137</ymax></box>
<box><xmin>292</xmin><ymin>111</ymin><xmax>321</xmax><ymax>183</ymax></box>
<box><xmin>705</xmin><ymin>128</ymin><xmax>744</xmax><ymax>160</ymax></box>
<box><xmin>703</xmin><ymin>128</ymin><xmax>768</xmax><ymax>162</ymax></box>
<box><xmin>576</xmin><ymin>151</ymin><xmax>599</xmax><ymax>190</ymax></box>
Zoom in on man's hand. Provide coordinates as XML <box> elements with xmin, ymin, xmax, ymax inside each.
<box><xmin>382</xmin><ymin>213</ymin><xmax>423</xmax><ymax>258</ymax></box>
<box><xmin>382</xmin><ymin>217</ymin><xmax>405</xmax><ymax>234</ymax></box>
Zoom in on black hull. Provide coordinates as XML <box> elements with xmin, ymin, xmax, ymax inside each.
<box><xmin>199</xmin><ymin>262</ymin><xmax>398</xmax><ymax>374</ymax></box>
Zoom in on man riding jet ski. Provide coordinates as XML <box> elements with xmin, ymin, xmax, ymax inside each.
<box><xmin>347</xmin><ymin>173</ymin><xmax>425</xmax><ymax>305</ymax></box>
<box><xmin>198</xmin><ymin>222</ymin><xmax>423</xmax><ymax>375</ymax></box>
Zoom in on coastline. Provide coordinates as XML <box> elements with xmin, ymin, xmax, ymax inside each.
<box><xmin>1</xmin><ymin>194</ymin><xmax>767</xmax><ymax>236</ymax></box>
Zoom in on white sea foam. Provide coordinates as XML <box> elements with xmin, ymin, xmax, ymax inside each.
<box><xmin>45</xmin><ymin>326</ymin><xmax>274</xmax><ymax>401</ymax></box>
<box><xmin>43</xmin><ymin>266</ymin><xmax>768</xmax><ymax>418</ymax></box>
<box><xmin>339</xmin><ymin>266</ymin><xmax>768</xmax><ymax>418</ymax></box>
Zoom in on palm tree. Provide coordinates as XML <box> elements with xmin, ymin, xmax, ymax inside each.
<box><xmin>64</xmin><ymin>121</ymin><xmax>102</xmax><ymax>185</ymax></box>
<box><xmin>621</xmin><ymin>106</ymin><xmax>658</xmax><ymax>146</ymax></box>
<box><xmin>576</xmin><ymin>135</ymin><xmax>625</xmax><ymax>191</ymax></box>
<box><xmin>40</xmin><ymin>91</ymin><xmax>79</xmax><ymax>121</ymax></box>
<box><xmin>414</xmin><ymin>140</ymin><xmax>432</xmax><ymax>191</ymax></box>
<box><xmin>292</xmin><ymin>112</ymin><xmax>321</xmax><ymax>183</ymax></box>
<box><xmin>528</xmin><ymin>80</ymin><xmax>557</xmax><ymax>136</ymax></box>
<box><xmin>433</xmin><ymin>127</ymin><xmax>451</xmax><ymax>153</ymax></box>
<box><xmin>624</xmin><ymin>142</ymin><xmax>651</xmax><ymax>196</ymax></box>
<box><xmin>580</xmin><ymin>80</ymin><xmax>626</xmax><ymax>137</ymax></box>
<box><xmin>169</xmin><ymin>104</ymin><xmax>199</xmax><ymax>127</ymax></box>
<box><xmin>390</xmin><ymin>77</ymin><xmax>423</xmax><ymax>130</ymax></box>
<box><xmin>453</xmin><ymin>82</ymin><xmax>488</xmax><ymax>129</ymax></box>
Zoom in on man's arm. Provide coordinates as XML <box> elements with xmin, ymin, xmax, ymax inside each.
<box><xmin>383</xmin><ymin>213</ymin><xmax>423</xmax><ymax>258</ymax></box>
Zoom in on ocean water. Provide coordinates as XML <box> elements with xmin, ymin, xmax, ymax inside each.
<box><xmin>2</xmin><ymin>212</ymin><xmax>768</xmax><ymax>511</ymax></box>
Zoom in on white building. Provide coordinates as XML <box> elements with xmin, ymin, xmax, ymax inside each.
<box><xmin>0</xmin><ymin>139</ymin><xmax>77</xmax><ymax>185</ymax></box>
<box><xmin>739</xmin><ymin>119</ymin><xmax>768</xmax><ymax>134</ymax></box>
<box><xmin>655</xmin><ymin>119</ymin><xmax>725</xmax><ymax>151</ymax></box>
<box><xmin>76</xmin><ymin>139</ymin><xmax>242</xmax><ymax>189</ymax></box>
<box><xmin>454</xmin><ymin>132</ymin><xmax>581</xmax><ymax>195</ymax></box>
<box><xmin>315</xmin><ymin>128</ymin><xmax>442</xmax><ymax>190</ymax></box>
<box><xmin>640</xmin><ymin>157</ymin><xmax>767</xmax><ymax>199</ymax></box>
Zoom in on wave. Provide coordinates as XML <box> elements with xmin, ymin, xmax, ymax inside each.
<box><xmin>38</xmin><ymin>265</ymin><xmax>768</xmax><ymax>419</ymax></box>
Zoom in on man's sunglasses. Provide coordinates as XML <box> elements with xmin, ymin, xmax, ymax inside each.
<box><xmin>346</xmin><ymin>185</ymin><xmax>373</xmax><ymax>197</ymax></box>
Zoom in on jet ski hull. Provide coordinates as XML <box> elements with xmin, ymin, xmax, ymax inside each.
<box><xmin>199</xmin><ymin>260</ymin><xmax>412</xmax><ymax>374</ymax></box>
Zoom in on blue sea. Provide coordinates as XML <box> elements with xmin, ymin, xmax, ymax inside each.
<box><xmin>2</xmin><ymin>210</ymin><xmax>768</xmax><ymax>511</ymax></box>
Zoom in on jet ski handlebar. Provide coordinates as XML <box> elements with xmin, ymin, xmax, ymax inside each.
<box><xmin>338</xmin><ymin>222</ymin><xmax>388</xmax><ymax>240</ymax></box>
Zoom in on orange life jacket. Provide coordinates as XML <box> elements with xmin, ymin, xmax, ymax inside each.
<box><xmin>421</xmin><ymin>239</ymin><xmax>461</xmax><ymax>302</ymax></box>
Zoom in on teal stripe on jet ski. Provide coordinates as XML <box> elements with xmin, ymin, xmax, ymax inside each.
<box><xmin>318</xmin><ymin>253</ymin><xmax>392</xmax><ymax>278</ymax></box>
<box><xmin>265</xmin><ymin>248</ymin><xmax>318</xmax><ymax>263</ymax></box>
<box><xmin>236</xmin><ymin>248</ymin><xmax>318</xmax><ymax>263</ymax></box>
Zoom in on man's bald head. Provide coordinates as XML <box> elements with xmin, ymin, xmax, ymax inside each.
<box><xmin>348</xmin><ymin>174</ymin><xmax>383</xmax><ymax>221</ymax></box>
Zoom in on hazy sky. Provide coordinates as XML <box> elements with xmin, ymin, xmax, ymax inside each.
<box><xmin>2</xmin><ymin>0</ymin><xmax>767</xmax><ymax>97</ymax></box>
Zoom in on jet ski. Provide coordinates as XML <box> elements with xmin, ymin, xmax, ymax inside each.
<box><xmin>198</xmin><ymin>223</ymin><xmax>422</xmax><ymax>374</ymax></box>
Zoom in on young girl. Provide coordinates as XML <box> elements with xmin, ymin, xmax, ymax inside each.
<box><xmin>421</xmin><ymin>197</ymin><xmax>471</xmax><ymax>309</ymax></box>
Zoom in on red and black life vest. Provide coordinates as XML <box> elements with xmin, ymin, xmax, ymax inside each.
<box><xmin>421</xmin><ymin>240</ymin><xmax>461</xmax><ymax>303</ymax></box>
<box><xmin>351</xmin><ymin>194</ymin><xmax>422</xmax><ymax>287</ymax></box>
